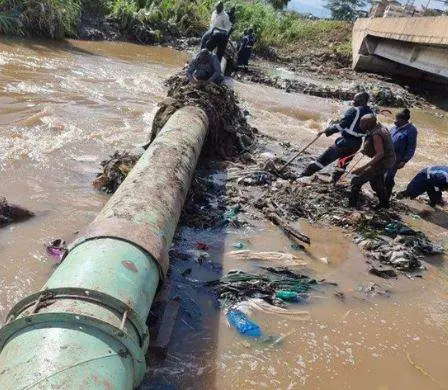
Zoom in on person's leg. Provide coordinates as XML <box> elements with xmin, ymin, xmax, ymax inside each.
<box><xmin>216</xmin><ymin>32</ymin><xmax>228</xmax><ymax>62</ymax></box>
<box><xmin>349</xmin><ymin>165</ymin><xmax>384</xmax><ymax>207</ymax></box>
<box><xmin>332</xmin><ymin>153</ymin><xmax>356</xmax><ymax>184</ymax></box>
<box><xmin>301</xmin><ymin>137</ymin><xmax>360</xmax><ymax>178</ymax></box>
<box><xmin>384</xmin><ymin>165</ymin><xmax>398</xmax><ymax>203</ymax></box>
<box><xmin>370</xmin><ymin>171</ymin><xmax>389</xmax><ymax>208</ymax></box>
<box><xmin>349</xmin><ymin>173</ymin><xmax>369</xmax><ymax>207</ymax></box>
<box><xmin>300</xmin><ymin>143</ymin><xmax>340</xmax><ymax>177</ymax></box>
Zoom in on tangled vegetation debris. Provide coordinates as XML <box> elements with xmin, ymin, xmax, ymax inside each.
<box><xmin>231</xmin><ymin>164</ymin><xmax>444</xmax><ymax>274</ymax></box>
<box><xmin>93</xmin><ymin>151</ymin><xmax>141</xmax><ymax>194</ymax></box>
<box><xmin>0</xmin><ymin>197</ymin><xmax>34</xmax><ymax>227</ymax></box>
<box><xmin>234</xmin><ymin>68</ymin><xmax>423</xmax><ymax>108</ymax></box>
<box><xmin>150</xmin><ymin>74</ymin><xmax>256</xmax><ymax>158</ymax></box>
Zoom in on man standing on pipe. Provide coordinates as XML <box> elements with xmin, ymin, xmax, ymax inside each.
<box><xmin>201</xmin><ymin>2</ymin><xmax>233</xmax><ymax>62</ymax></box>
<box><xmin>299</xmin><ymin>92</ymin><xmax>373</xmax><ymax>183</ymax></box>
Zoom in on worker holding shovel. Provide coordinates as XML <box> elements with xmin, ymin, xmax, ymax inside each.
<box><xmin>299</xmin><ymin>92</ymin><xmax>374</xmax><ymax>183</ymax></box>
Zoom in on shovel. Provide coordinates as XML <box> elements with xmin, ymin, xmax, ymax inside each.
<box><xmin>278</xmin><ymin>133</ymin><xmax>323</xmax><ymax>173</ymax></box>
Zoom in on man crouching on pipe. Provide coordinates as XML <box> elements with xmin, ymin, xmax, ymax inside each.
<box><xmin>348</xmin><ymin>114</ymin><xmax>396</xmax><ymax>209</ymax></box>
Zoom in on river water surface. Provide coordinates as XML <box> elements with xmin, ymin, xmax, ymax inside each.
<box><xmin>1</xmin><ymin>39</ymin><xmax>448</xmax><ymax>390</ymax></box>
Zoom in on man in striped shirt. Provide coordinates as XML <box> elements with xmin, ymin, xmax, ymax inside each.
<box><xmin>299</xmin><ymin>92</ymin><xmax>373</xmax><ymax>183</ymax></box>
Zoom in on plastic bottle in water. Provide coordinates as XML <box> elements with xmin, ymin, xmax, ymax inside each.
<box><xmin>276</xmin><ymin>290</ymin><xmax>300</xmax><ymax>302</ymax></box>
<box><xmin>226</xmin><ymin>310</ymin><xmax>262</xmax><ymax>338</ymax></box>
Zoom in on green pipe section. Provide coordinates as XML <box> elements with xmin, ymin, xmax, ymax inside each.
<box><xmin>0</xmin><ymin>106</ymin><xmax>209</xmax><ymax>389</ymax></box>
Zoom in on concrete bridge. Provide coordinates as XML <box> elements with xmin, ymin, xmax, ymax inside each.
<box><xmin>352</xmin><ymin>16</ymin><xmax>448</xmax><ymax>82</ymax></box>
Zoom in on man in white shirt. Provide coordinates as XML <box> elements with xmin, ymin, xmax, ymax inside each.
<box><xmin>201</xmin><ymin>2</ymin><xmax>233</xmax><ymax>62</ymax></box>
<box><xmin>210</xmin><ymin>1</ymin><xmax>232</xmax><ymax>31</ymax></box>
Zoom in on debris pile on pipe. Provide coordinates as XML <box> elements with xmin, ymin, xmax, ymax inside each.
<box><xmin>94</xmin><ymin>75</ymin><xmax>256</xmax><ymax>194</ymax></box>
<box><xmin>0</xmin><ymin>197</ymin><xmax>34</xmax><ymax>227</ymax></box>
<box><xmin>150</xmin><ymin>74</ymin><xmax>256</xmax><ymax>158</ymax></box>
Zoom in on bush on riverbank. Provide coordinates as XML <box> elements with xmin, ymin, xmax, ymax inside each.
<box><xmin>0</xmin><ymin>0</ymin><xmax>352</xmax><ymax>58</ymax></box>
<box><xmin>0</xmin><ymin>0</ymin><xmax>81</xmax><ymax>38</ymax></box>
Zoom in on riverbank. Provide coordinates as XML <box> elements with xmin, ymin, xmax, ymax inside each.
<box><xmin>3</xmin><ymin>0</ymin><xmax>445</xmax><ymax>110</ymax></box>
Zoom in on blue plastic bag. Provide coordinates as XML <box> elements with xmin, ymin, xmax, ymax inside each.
<box><xmin>226</xmin><ymin>310</ymin><xmax>262</xmax><ymax>338</ymax></box>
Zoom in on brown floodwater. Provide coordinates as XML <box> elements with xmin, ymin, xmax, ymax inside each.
<box><xmin>1</xmin><ymin>38</ymin><xmax>448</xmax><ymax>390</ymax></box>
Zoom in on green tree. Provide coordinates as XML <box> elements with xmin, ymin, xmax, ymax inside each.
<box><xmin>268</xmin><ymin>0</ymin><xmax>291</xmax><ymax>10</ymax></box>
<box><xmin>325</xmin><ymin>0</ymin><xmax>366</xmax><ymax>21</ymax></box>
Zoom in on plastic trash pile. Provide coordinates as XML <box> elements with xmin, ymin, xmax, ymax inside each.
<box><xmin>207</xmin><ymin>268</ymin><xmax>318</xmax><ymax>337</ymax></box>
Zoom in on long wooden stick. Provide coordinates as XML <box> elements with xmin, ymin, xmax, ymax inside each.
<box><xmin>279</xmin><ymin>133</ymin><xmax>322</xmax><ymax>173</ymax></box>
<box><xmin>266</xmin><ymin>212</ymin><xmax>311</xmax><ymax>245</ymax></box>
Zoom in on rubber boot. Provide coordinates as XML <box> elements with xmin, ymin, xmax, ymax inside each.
<box><xmin>375</xmin><ymin>188</ymin><xmax>390</xmax><ymax>210</ymax></box>
<box><xmin>385</xmin><ymin>185</ymin><xmax>393</xmax><ymax>203</ymax></box>
<box><xmin>299</xmin><ymin>162</ymin><xmax>322</xmax><ymax>178</ymax></box>
<box><xmin>332</xmin><ymin>169</ymin><xmax>345</xmax><ymax>185</ymax></box>
<box><xmin>348</xmin><ymin>188</ymin><xmax>360</xmax><ymax>207</ymax></box>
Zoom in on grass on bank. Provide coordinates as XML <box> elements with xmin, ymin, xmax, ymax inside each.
<box><xmin>0</xmin><ymin>0</ymin><xmax>352</xmax><ymax>57</ymax></box>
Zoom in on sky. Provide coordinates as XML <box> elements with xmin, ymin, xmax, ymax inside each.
<box><xmin>287</xmin><ymin>0</ymin><xmax>445</xmax><ymax>18</ymax></box>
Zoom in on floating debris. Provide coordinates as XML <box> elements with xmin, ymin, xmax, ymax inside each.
<box><xmin>93</xmin><ymin>151</ymin><xmax>141</xmax><ymax>194</ymax></box>
<box><xmin>0</xmin><ymin>197</ymin><xmax>34</xmax><ymax>227</ymax></box>
<box><xmin>207</xmin><ymin>269</ymin><xmax>318</xmax><ymax>309</ymax></box>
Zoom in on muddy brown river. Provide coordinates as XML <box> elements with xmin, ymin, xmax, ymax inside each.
<box><xmin>1</xmin><ymin>39</ymin><xmax>448</xmax><ymax>390</ymax></box>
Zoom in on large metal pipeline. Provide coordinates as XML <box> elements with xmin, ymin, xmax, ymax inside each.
<box><xmin>0</xmin><ymin>106</ymin><xmax>209</xmax><ymax>389</ymax></box>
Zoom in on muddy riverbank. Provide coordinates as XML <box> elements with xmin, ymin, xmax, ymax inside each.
<box><xmin>1</xmin><ymin>39</ymin><xmax>448</xmax><ymax>389</ymax></box>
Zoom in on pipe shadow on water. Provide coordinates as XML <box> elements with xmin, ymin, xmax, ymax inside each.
<box><xmin>139</xmin><ymin>159</ymin><xmax>229</xmax><ymax>390</ymax></box>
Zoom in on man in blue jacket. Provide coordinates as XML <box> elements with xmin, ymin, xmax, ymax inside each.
<box><xmin>299</xmin><ymin>92</ymin><xmax>374</xmax><ymax>183</ymax></box>
<box><xmin>397</xmin><ymin>166</ymin><xmax>448</xmax><ymax>207</ymax></box>
<box><xmin>385</xmin><ymin>108</ymin><xmax>418</xmax><ymax>200</ymax></box>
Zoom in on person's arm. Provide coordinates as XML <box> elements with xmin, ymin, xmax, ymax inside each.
<box><xmin>210</xmin><ymin>11</ymin><xmax>217</xmax><ymax>28</ymax></box>
<box><xmin>209</xmin><ymin>55</ymin><xmax>222</xmax><ymax>83</ymax></box>
<box><xmin>402</xmin><ymin>126</ymin><xmax>417</xmax><ymax>165</ymax></box>
<box><xmin>323</xmin><ymin>108</ymin><xmax>356</xmax><ymax>136</ymax></box>
<box><xmin>352</xmin><ymin>134</ymin><xmax>384</xmax><ymax>174</ymax></box>
<box><xmin>427</xmin><ymin>185</ymin><xmax>443</xmax><ymax>207</ymax></box>
<box><xmin>223</xmin><ymin>13</ymin><xmax>232</xmax><ymax>32</ymax></box>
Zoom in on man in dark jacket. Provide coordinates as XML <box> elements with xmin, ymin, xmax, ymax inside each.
<box><xmin>397</xmin><ymin>166</ymin><xmax>448</xmax><ymax>207</ymax></box>
<box><xmin>385</xmin><ymin>108</ymin><xmax>418</xmax><ymax>200</ymax></box>
<box><xmin>299</xmin><ymin>92</ymin><xmax>374</xmax><ymax>183</ymax></box>
<box><xmin>237</xmin><ymin>28</ymin><xmax>255</xmax><ymax>69</ymax></box>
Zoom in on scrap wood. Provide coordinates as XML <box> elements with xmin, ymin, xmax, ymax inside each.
<box><xmin>266</xmin><ymin>212</ymin><xmax>311</xmax><ymax>245</ymax></box>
